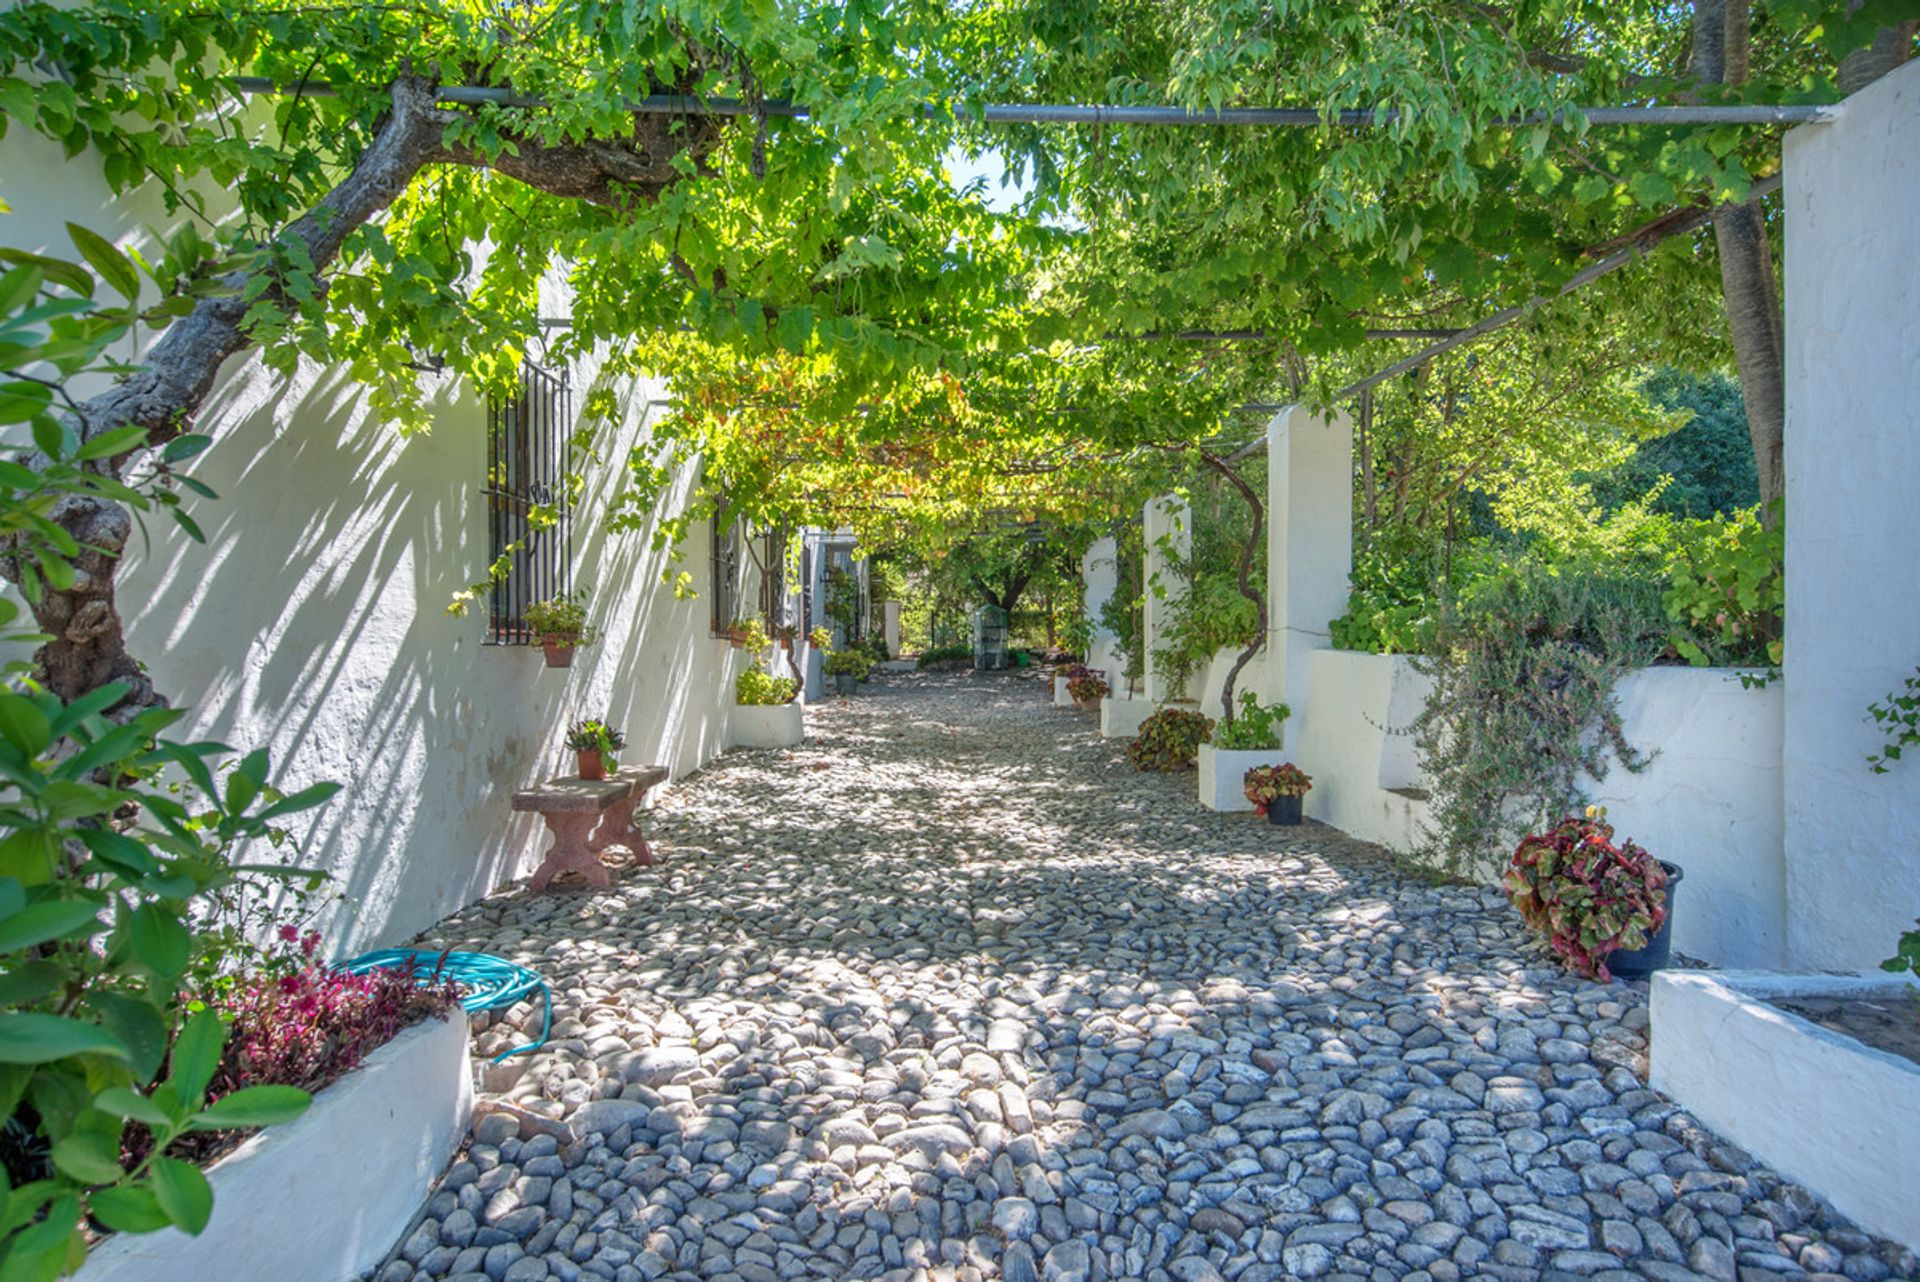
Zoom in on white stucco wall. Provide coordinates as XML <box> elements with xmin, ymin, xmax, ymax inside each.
<box><xmin>1081</xmin><ymin>537</ymin><xmax>1122</xmax><ymax>687</ymax></box>
<box><xmin>1266</xmin><ymin>405</ymin><xmax>1353</xmax><ymax>751</ymax></box>
<box><xmin>1781</xmin><ymin>60</ymin><xmax>1920</xmax><ymax>970</ymax></box>
<box><xmin>1291</xmin><ymin>651</ymin><xmax>1431</xmax><ymax>855</ymax></box>
<box><xmin>1143</xmin><ymin>496</ymin><xmax>1190</xmax><ymax>702</ymax></box>
<box><xmin>1</xmin><ymin>128</ymin><xmax>774</xmax><ymax>953</ymax></box>
<box><xmin>1294</xmin><ymin>652</ymin><xmax>1785</xmax><ymax>967</ymax></box>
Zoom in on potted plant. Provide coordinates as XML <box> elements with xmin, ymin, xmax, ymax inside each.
<box><xmin>525</xmin><ymin>590</ymin><xmax>598</xmax><ymax>668</ymax></box>
<box><xmin>1504</xmin><ymin>806</ymin><xmax>1682</xmax><ymax>981</ymax></box>
<box><xmin>563</xmin><ymin>718</ymin><xmax>625</xmax><ymax>780</ymax></box>
<box><xmin>824</xmin><ymin>648</ymin><xmax>873</xmax><ymax>694</ymax></box>
<box><xmin>1126</xmin><ymin>708</ymin><xmax>1215</xmax><ymax>771</ymax></box>
<box><xmin>808</xmin><ymin>625</ymin><xmax>832</xmax><ymax>651</ymax></box>
<box><xmin>1244</xmin><ymin>762</ymin><xmax>1312</xmax><ymax>825</ymax></box>
<box><xmin>728</xmin><ymin>615</ymin><xmax>769</xmax><ymax>650</ymax></box>
<box><xmin>1065</xmin><ymin>667</ymin><xmax>1109</xmax><ymax>712</ymax></box>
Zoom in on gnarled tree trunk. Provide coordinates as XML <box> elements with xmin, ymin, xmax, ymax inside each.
<box><xmin>1692</xmin><ymin>0</ymin><xmax>1915</xmax><ymax>523</ymax></box>
<box><xmin>26</xmin><ymin>78</ymin><xmax>722</xmax><ymax>707</ymax></box>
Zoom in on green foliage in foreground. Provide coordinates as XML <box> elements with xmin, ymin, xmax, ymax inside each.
<box><xmin>0</xmin><ymin>237</ymin><xmax>338</xmax><ymax>1279</ymax></box>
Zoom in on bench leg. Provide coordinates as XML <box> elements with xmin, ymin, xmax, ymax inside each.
<box><xmin>588</xmin><ymin>793</ymin><xmax>654</xmax><ymax>866</ymax></box>
<box><xmin>530</xmin><ymin>812</ymin><xmax>612</xmax><ymax>891</ymax></box>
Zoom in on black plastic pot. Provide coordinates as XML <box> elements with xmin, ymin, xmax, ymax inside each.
<box><xmin>1607</xmin><ymin>860</ymin><xmax>1685</xmax><ymax>979</ymax></box>
<box><xmin>1267</xmin><ymin>794</ymin><xmax>1304</xmax><ymax>826</ymax></box>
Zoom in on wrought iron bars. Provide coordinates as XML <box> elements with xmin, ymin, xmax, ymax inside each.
<box><xmin>486</xmin><ymin>360</ymin><xmax>573</xmax><ymax>644</ymax></box>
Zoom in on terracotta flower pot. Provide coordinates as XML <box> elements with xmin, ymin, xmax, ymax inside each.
<box><xmin>541</xmin><ymin>637</ymin><xmax>575</xmax><ymax>668</ymax></box>
<box><xmin>577</xmin><ymin>750</ymin><xmax>606</xmax><ymax>781</ymax></box>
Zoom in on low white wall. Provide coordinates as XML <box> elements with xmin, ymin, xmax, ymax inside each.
<box><xmin>730</xmin><ymin>699</ymin><xmax>805</xmax><ymax>749</ymax></box>
<box><xmin>80</xmin><ymin>1012</ymin><xmax>473</xmax><ymax>1282</ymax></box>
<box><xmin>1651</xmin><ymin>971</ymin><xmax>1920</xmax><ymax>1251</ymax></box>
<box><xmin>1099</xmin><ymin>695</ymin><xmax>1157</xmax><ymax>740</ymax></box>
<box><xmin>1295</xmin><ymin>651</ymin><xmax>1785</xmax><ymax>967</ymax></box>
<box><xmin>1291</xmin><ymin>651</ymin><xmax>1431</xmax><ymax>854</ymax></box>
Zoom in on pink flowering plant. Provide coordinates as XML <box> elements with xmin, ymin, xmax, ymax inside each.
<box><xmin>1504</xmin><ymin>807</ymin><xmax>1669</xmax><ymax>981</ymax></box>
<box><xmin>146</xmin><ymin>934</ymin><xmax>461</xmax><ymax>1168</ymax></box>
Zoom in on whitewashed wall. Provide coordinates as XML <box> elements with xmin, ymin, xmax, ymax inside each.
<box><xmin>1781</xmin><ymin>61</ymin><xmax>1920</xmax><ymax>971</ymax></box>
<box><xmin>1</xmin><ymin>129</ymin><xmax>778</xmax><ymax>954</ymax></box>
<box><xmin>1081</xmin><ymin>537</ymin><xmax>1124</xmax><ymax>691</ymax></box>
<box><xmin>1292</xmin><ymin>652</ymin><xmax>1786</xmax><ymax>968</ymax></box>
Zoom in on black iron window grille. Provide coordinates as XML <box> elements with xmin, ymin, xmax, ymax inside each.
<box><xmin>757</xmin><ymin>528</ymin><xmax>789</xmax><ymax>627</ymax></box>
<box><xmin>710</xmin><ymin>513</ymin><xmax>743</xmax><ymax>635</ymax></box>
<box><xmin>485</xmin><ymin>360</ymin><xmax>573</xmax><ymax>645</ymax></box>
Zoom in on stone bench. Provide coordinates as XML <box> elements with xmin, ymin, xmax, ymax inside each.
<box><xmin>510</xmin><ymin>764</ymin><xmax>668</xmax><ymax>891</ymax></box>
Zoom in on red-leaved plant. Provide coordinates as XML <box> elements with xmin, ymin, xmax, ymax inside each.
<box><xmin>1243</xmin><ymin>763</ymin><xmax>1312</xmax><ymax>814</ymax></box>
<box><xmin>1504</xmin><ymin>807</ymin><xmax>1669</xmax><ymax>981</ymax></box>
<box><xmin>143</xmin><ymin>934</ymin><xmax>461</xmax><ymax>1168</ymax></box>
<box><xmin>1065</xmin><ymin>667</ymin><xmax>1109</xmax><ymax>704</ymax></box>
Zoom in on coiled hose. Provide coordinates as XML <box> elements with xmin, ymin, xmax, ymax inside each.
<box><xmin>341</xmin><ymin>949</ymin><xmax>551</xmax><ymax>1064</ymax></box>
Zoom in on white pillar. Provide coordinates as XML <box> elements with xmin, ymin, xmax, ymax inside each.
<box><xmin>1781</xmin><ymin>61</ymin><xmax>1920</xmax><ymax>971</ymax></box>
<box><xmin>1267</xmin><ymin>404</ymin><xmax>1353</xmax><ymax>749</ymax></box>
<box><xmin>1144</xmin><ymin>494</ymin><xmax>1191</xmax><ymax>703</ymax></box>
<box><xmin>1082</xmin><ymin>537</ymin><xmax>1119</xmax><ymax>684</ymax></box>
<box><xmin>882</xmin><ymin>601</ymin><xmax>901</xmax><ymax>658</ymax></box>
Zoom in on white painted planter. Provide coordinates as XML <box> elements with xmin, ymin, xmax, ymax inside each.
<box><xmin>1053</xmin><ymin>676</ymin><xmax>1074</xmax><ymax>708</ymax></box>
<box><xmin>79</xmin><ymin>1012</ymin><xmax>473</xmax><ymax>1282</ymax></box>
<box><xmin>1197</xmin><ymin>745</ymin><xmax>1289</xmax><ymax>812</ymax></box>
<box><xmin>1099</xmin><ymin>696</ymin><xmax>1156</xmax><ymax>740</ymax></box>
<box><xmin>730</xmin><ymin>700</ymin><xmax>804</xmax><ymax>748</ymax></box>
<box><xmin>1650</xmin><ymin>970</ymin><xmax>1920</xmax><ymax>1251</ymax></box>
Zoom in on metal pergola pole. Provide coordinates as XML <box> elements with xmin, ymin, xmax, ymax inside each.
<box><xmin>229</xmin><ymin>78</ymin><xmax>1839</xmax><ymax>129</ymax></box>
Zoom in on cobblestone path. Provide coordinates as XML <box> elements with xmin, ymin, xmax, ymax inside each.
<box><xmin>382</xmin><ymin>672</ymin><xmax>1916</xmax><ymax>1282</ymax></box>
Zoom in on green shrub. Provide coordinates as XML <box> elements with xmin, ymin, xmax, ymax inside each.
<box><xmin>1663</xmin><ymin>506</ymin><xmax>1783</xmax><ymax>667</ymax></box>
<box><xmin>1329</xmin><ymin>549</ymin><xmax>1443</xmax><ymax>655</ymax></box>
<box><xmin>823</xmin><ymin>650</ymin><xmax>874</xmax><ymax>678</ymax></box>
<box><xmin>1212</xmin><ymin>692</ymin><xmax>1290</xmax><ymax>750</ymax></box>
<box><xmin>1153</xmin><ymin>570</ymin><xmax>1258</xmax><ymax>699</ymax></box>
<box><xmin>916</xmin><ymin>643</ymin><xmax>971</xmax><ymax>669</ymax></box>
<box><xmin>735</xmin><ymin>669</ymin><xmax>799</xmax><ymax>705</ymax></box>
<box><xmin>1413</xmin><ymin>562</ymin><xmax>1668</xmax><ymax>876</ymax></box>
<box><xmin>1126</xmin><ymin>708</ymin><xmax>1215</xmax><ymax>771</ymax></box>
<box><xmin>0</xmin><ymin>233</ymin><xmax>343</xmax><ymax>1270</ymax></box>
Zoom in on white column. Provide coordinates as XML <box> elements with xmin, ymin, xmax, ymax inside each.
<box><xmin>1143</xmin><ymin>494</ymin><xmax>1191</xmax><ymax>703</ymax></box>
<box><xmin>882</xmin><ymin>601</ymin><xmax>900</xmax><ymax>657</ymax></box>
<box><xmin>1781</xmin><ymin>61</ymin><xmax>1920</xmax><ymax>970</ymax></box>
<box><xmin>1267</xmin><ymin>404</ymin><xmax>1353</xmax><ymax>749</ymax></box>
<box><xmin>1082</xmin><ymin>537</ymin><xmax>1119</xmax><ymax>683</ymax></box>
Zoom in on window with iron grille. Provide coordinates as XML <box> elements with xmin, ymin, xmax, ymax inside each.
<box><xmin>757</xmin><ymin>528</ymin><xmax>789</xmax><ymax>627</ymax></box>
<box><xmin>485</xmin><ymin>360</ymin><xmax>572</xmax><ymax>645</ymax></box>
<box><xmin>800</xmin><ymin>540</ymin><xmax>815</xmax><ymax>631</ymax></box>
<box><xmin>710</xmin><ymin>514</ymin><xmax>742</xmax><ymax>635</ymax></box>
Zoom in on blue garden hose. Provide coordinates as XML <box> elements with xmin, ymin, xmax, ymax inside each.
<box><xmin>341</xmin><ymin>949</ymin><xmax>552</xmax><ymax>1064</ymax></box>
